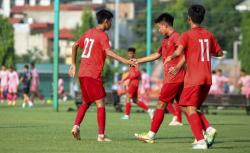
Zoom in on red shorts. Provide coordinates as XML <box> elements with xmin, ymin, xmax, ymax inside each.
<box><xmin>179</xmin><ymin>84</ymin><xmax>211</xmax><ymax>108</ymax></box>
<box><xmin>159</xmin><ymin>82</ymin><xmax>184</xmax><ymax>103</ymax></box>
<box><xmin>79</xmin><ymin>77</ymin><xmax>106</xmax><ymax>104</ymax></box>
<box><xmin>127</xmin><ymin>84</ymin><xmax>138</xmax><ymax>99</ymax></box>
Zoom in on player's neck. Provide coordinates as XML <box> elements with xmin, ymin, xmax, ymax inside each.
<box><xmin>166</xmin><ymin>28</ymin><xmax>175</xmax><ymax>36</ymax></box>
<box><xmin>96</xmin><ymin>25</ymin><xmax>105</xmax><ymax>31</ymax></box>
<box><xmin>190</xmin><ymin>23</ymin><xmax>201</xmax><ymax>29</ymax></box>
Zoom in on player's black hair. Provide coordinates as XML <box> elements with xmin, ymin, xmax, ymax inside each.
<box><xmin>10</xmin><ymin>65</ymin><xmax>15</xmax><ymax>70</ymax></box>
<box><xmin>24</xmin><ymin>64</ymin><xmax>29</xmax><ymax>69</ymax></box>
<box><xmin>96</xmin><ymin>9</ymin><xmax>113</xmax><ymax>24</ymax></box>
<box><xmin>188</xmin><ymin>4</ymin><xmax>206</xmax><ymax>24</ymax></box>
<box><xmin>155</xmin><ymin>13</ymin><xmax>174</xmax><ymax>26</ymax></box>
<box><xmin>212</xmin><ymin>70</ymin><xmax>216</xmax><ymax>74</ymax></box>
<box><xmin>142</xmin><ymin>68</ymin><xmax>147</xmax><ymax>72</ymax></box>
<box><xmin>127</xmin><ymin>47</ymin><xmax>136</xmax><ymax>53</ymax></box>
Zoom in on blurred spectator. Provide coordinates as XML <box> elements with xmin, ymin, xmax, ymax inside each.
<box><xmin>30</xmin><ymin>62</ymin><xmax>45</xmax><ymax>103</ymax></box>
<box><xmin>0</xmin><ymin>65</ymin><xmax>9</xmax><ymax>103</ymax></box>
<box><xmin>238</xmin><ymin>69</ymin><xmax>250</xmax><ymax>98</ymax></box>
<box><xmin>140</xmin><ymin>68</ymin><xmax>151</xmax><ymax>105</ymax></box>
<box><xmin>7</xmin><ymin>66</ymin><xmax>19</xmax><ymax>106</ymax></box>
<box><xmin>20</xmin><ymin>64</ymin><xmax>33</xmax><ymax>108</ymax></box>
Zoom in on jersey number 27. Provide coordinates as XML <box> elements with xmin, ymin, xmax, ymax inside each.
<box><xmin>82</xmin><ymin>38</ymin><xmax>94</xmax><ymax>58</ymax></box>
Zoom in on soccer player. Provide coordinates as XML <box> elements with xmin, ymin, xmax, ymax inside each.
<box><xmin>164</xmin><ymin>5</ymin><xmax>223</xmax><ymax>149</ymax></box>
<box><xmin>0</xmin><ymin>65</ymin><xmax>9</xmax><ymax>103</ymax></box>
<box><xmin>7</xmin><ymin>66</ymin><xmax>19</xmax><ymax>106</ymax></box>
<box><xmin>68</xmin><ymin>9</ymin><xmax>134</xmax><ymax>142</ymax></box>
<box><xmin>20</xmin><ymin>64</ymin><xmax>33</xmax><ymax>108</ymax></box>
<box><xmin>134</xmin><ymin>12</ymin><xmax>185</xmax><ymax>143</ymax></box>
<box><xmin>119</xmin><ymin>48</ymin><xmax>154</xmax><ymax>120</ymax></box>
<box><xmin>30</xmin><ymin>63</ymin><xmax>45</xmax><ymax>103</ymax></box>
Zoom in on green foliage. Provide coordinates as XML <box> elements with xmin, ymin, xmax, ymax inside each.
<box><xmin>0</xmin><ymin>15</ymin><xmax>15</xmax><ymax>67</ymax></box>
<box><xmin>73</xmin><ymin>7</ymin><xmax>95</xmax><ymax>40</ymax></box>
<box><xmin>203</xmin><ymin>0</ymin><xmax>242</xmax><ymax>58</ymax></box>
<box><xmin>239</xmin><ymin>12</ymin><xmax>250</xmax><ymax>73</ymax></box>
<box><xmin>15</xmin><ymin>47</ymin><xmax>44</xmax><ymax>64</ymax></box>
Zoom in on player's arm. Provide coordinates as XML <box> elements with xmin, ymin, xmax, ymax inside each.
<box><xmin>105</xmin><ymin>48</ymin><xmax>134</xmax><ymax>65</ymax></box>
<box><xmin>119</xmin><ymin>75</ymin><xmax>130</xmax><ymax>84</ymax></box>
<box><xmin>68</xmin><ymin>42</ymin><xmax>79</xmax><ymax>77</ymax></box>
<box><xmin>137</xmin><ymin>52</ymin><xmax>161</xmax><ymax>64</ymax></box>
<box><xmin>164</xmin><ymin>45</ymin><xmax>184</xmax><ymax>64</ymax></box>
<box><xmin>211</xmin><ymin>50</ymin><xmax>223</xmax><ymax>57</ymax></box>
<box><xmin>168</xmin><ymin>55</ymin><xmax>185</xmax><ymax>76</ymax></box>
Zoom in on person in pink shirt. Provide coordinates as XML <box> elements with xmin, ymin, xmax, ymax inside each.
<box><xmin>238</xmin><ymin>69</ymin><xmax>250</xmax><ymax>98</ymax></box>
<box><xmin>30</xmin><ymin>63</ymin><xmax>45</xmax><ymax>103</ymax></box>
<box><xmin>58</xmin><ymin>78</ymin><xmax>64</xmax><ymax>99</ymax></box>
<box><xmin>0</xmin><ymin>65</ymin><xmax>9</xmax><ymax>103</ymax></box>
<box><xmin>213</xmin><ymin>69</ymin><xmax>229</xmax><ymax>95</ymax></box>
<box><xmin>7</xmin><ymin>66</ymin><xmax>19</xmax><ymax>106</ymax></box>
<box><xmin>140</xmin><ymin>68</ymin><xmax>151</xmax><ymax>105</ymax></box>
<box><xmin>209</xmin><ymin>70</ymin><xmax>218</xmax><ymax>95</ymax></box>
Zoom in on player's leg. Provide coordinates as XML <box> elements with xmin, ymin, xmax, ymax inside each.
<box><xmin>197</xmin><ymin>85</ymin><xmax>217</xmax><ymax>147</ymax></box>
<box><xmin>96</xmin><ymin>99</ymin><xmax>111</xmax><ymax>142</ymax></box>
<box><xmin>71</xmin><ymin>77</ymin><xmax>91</xmax><ymax>140</ymax></box>
<box><xmin>135</xmin><ymin>100</ymin><xmax>166</xmax><ymax>143</ymax></box>
<box><xmin>175</xmin><ymin>102</ymin><xmax>182</xmax><ymax>123</ymax></box>
<box><xmin>180</xmin><ymin>86</ymin><xmax>207</xmax><ymax>149</ymax></box>
<box><xmin>0</xmin><ymin>86</ymin><xmax>4</xmax><ymax>103</ymax></box>
<box><xmin>121</xmin><ymin>94</ymin><xmax>131</xmax><ymax>120</ymax></box>
<box><xmin>7</xmin><ymin>90</ymin><xmax>13</xmax><ymax>105</ymax></box>
<box><xmin>133</xmin><ymin>97</ymin><xmax>154</xmax><ymax>119</ymax></box>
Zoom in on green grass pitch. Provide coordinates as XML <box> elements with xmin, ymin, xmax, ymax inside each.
<box><xmin>1</xmin><ymin>101</ymin><xmax>250</xmax><ymax>153</ymax></box>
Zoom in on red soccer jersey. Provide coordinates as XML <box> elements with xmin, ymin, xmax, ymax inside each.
<box><xmin>158</xmin><ymin>31</ymin><xmax>185</xmax><ymax>83</ymax></box>
<box><xmin>128</xmin><ymin>64</ymin><xmax>141</xmax><ymax>87</ymax></box>
<box><xmin>178</xmin><ymin>27</ymin><xmax>221</xmax><ymax>87</ymax></box>
<box><xmin>76</xmin><ymin>28</ymin><xmax>111</xmax><ymax>80</ymax></box>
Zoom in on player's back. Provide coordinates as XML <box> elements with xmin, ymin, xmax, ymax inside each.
<box><xmin>77</xmin><ymin>28</ymin><xmax>110</xmax><ymax>80</ymax></box>
<box><xmin>181</xmin><ymin>27</ymin><xmax>221</xmax><ymax>87</ymax></box>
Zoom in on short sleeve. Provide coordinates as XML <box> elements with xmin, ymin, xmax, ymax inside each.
<box><xmin>100</xmin><ymin>33</ymin><xmax>111</xmax><ymax>50</ymax></box>
<box><xmin>177</xmin><ymin>32</ymin><xmax>188</xmax><ymax>48</ymax></box>
<box><xmin>210</xmin><ymin>34</ymin><xmax>221</xmax><ymax>54</ymax></box>
<box><xmin>157</xmin><ymin>46</ymin><xmax>162</xmax><ymax>55</ymax></box>
<box><xmin>76</xmin><ymin>35</ymin><xmax>85</xmax><ymax>48</ymax></box>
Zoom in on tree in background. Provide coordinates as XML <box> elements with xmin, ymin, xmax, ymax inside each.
<box><xmin>203</xmin><ymin>0</ymin><xmax>242</xmax><ymax>58</ymax></box>
<box><xmin>0</xmin><ymin>15</ymin><xmax>15</xmax><ymax>67</ymax></box>
<box><xmin>239</xmin><ymin>12</ymin><xmax>250</xmax><ymax>73</ymax></box>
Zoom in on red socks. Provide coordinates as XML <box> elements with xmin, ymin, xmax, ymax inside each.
<box><xmin>174</xmin><ymin>102</ymin><xmax>182</xmax><ymax>123</ymax></box>
<box><xmin>74</xmin><ymin>103</ymin><xmax>90</xmax><ymax>126</ymax></box>
<box><xmin>97</xmin><ymin>107</ymin><xmax>106</xmax><ymax>135</ymax></box>
<box><xmin>187</xmin><ymin>113</ymin><xmax>204</xmax><ymax>141</ymax></box>
<box><xmin>150</xmin><ymin>109</ymin><xmax>165</xmax><ymax>133</ymax></box>
<box><xmin>198</xmin><ymin>112</ymin><xmax>210</xmax><ymax>130</ymax></box>
<box><xmin>166</xmin><ymin>103</ymin><xmax>175</xmax><ymax>115</ymax></box>
<box><xmin>125</xmin><ymin>102</ymin><xmax>131</xmax><ymax>116</ymax></box>
<box><xmin>136</xmin><ymin>101</ymin><xmax>149</xmax><ymax>111</ymax></box>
